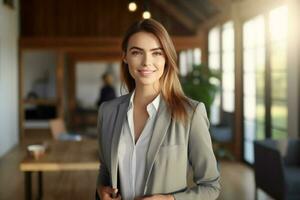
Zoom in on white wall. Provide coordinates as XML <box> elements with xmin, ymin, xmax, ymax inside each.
<box><xmin>76</xmin><ymin>62</ymin><xmax>121</xmax><ymax>109</ymax></box>
<box><xmin>0</xmin><ymin>2</ymin><xmax>19</xmax><ymax>157</ymax></box>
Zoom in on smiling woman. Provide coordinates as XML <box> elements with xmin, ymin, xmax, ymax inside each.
<box><xmin>96</xmin><ymin>19</ymin><xmax>220</xmax><ymax>200</ymax></box>
<box><xmin>124</xmin><ymin>31</ymin><xmax>166</xmax><ymax>92</ymax></box>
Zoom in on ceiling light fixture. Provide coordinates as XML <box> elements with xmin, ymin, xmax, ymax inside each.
<box><xmin>142</xmin><ymin>11</ymin><xmax>151</xmax><ymax>19</ymax></box>
<box><xmin>142</xmin><ymin>0</ymin><xmax>151</xmax><ymax>19</ymax></box>
<box><xmin>128</xmin><ymin>2</ymin><xmax>137</xmax><ymax>12</ymax></box>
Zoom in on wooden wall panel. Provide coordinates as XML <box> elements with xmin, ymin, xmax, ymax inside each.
<box><xmin>20</xmin><ymin>0</ymin><xmax>194</xmax><ymax>37</ymax></box>
<box><xmin>19</xmin><ymin>36</ymin><xmax>203</xmax><ymax>52</ymax></box>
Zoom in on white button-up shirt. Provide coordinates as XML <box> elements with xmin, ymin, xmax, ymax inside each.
<box><xmin>118</xmin><ymin>92</ymin><xmax>160</xmax><ymax>200</ymax></box>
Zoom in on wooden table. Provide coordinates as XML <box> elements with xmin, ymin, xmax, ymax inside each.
<box><xmin>20</xmin><ymin>140</ymin><xmax>99</xmax><ymax>200</ymax></box>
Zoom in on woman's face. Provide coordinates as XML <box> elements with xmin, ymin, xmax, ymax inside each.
<box><xmin>124</xmin><ymin>31</ymin><xmax>166</xmax><ymax>88</ymax></box>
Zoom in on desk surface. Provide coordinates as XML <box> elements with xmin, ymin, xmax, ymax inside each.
<box><xmin>20</xmin><ymin>140</ymin><xmax>99</xmax><ymax>171</ymax></box>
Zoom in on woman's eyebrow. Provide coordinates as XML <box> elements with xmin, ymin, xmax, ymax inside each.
<box><xmin>128</xmin><ymin>46</ymin><xmax>163</xmax><ymax>51</ymax></box>
<box><xmin>150</xmin><ymin>47</ymin><xmax>163</xmax><ymax>51</ymax></box>
<box><xmin>129</xmin><ymin>46</ymin><xmax>143</xmax><ymax>51</ymax></box>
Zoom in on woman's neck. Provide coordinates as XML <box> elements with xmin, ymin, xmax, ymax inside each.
<box><xmin>133</xmin><ymin>84</ymin><xmax>160</xmax><ymax>108</ymax></box>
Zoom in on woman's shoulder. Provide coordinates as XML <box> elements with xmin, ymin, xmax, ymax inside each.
<box><xmin>185</xmin><ymin>97</ymin><xmax>204</xmax><ymax>109</ymax></box>
<box><xmin>99</xmin><ymin>93</ymin><xmax>131</xmax><ymax>111</ymax></box>
<box><xmin>184</xmin><ymin>97</ymin><xmax>207</xmax><ymax>117</ymax></box>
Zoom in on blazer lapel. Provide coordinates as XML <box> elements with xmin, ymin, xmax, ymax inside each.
<box><xmin>144</xmin><ymin>99</ymin><xmax>171</xmax><ymax>193</ymax></box>
<box><xmin>110</xmin><ymin>95</ymin><xmax>130</xmax><ymax>189</ymax></box>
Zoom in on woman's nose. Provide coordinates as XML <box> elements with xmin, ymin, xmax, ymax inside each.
<box><xmin>142</xmin><ymin>53</ymin><xmax>152</xmax><ymax>66</ymax></box>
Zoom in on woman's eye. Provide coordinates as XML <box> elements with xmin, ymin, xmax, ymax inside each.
<box><xmin>131</xmin><ymin>51</ymin><xmax>142</xmax><ymax>55</ymax></box>
<box><xmin>153</xmin><ymin>51</ymin><xmax>163</xmax><ymax>56</ymax></box>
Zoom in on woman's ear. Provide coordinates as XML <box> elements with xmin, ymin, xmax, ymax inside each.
<box><xmin>122</xmin><ymin>52</ymin><xmax>127</xmax><ymax>64</ymax></box>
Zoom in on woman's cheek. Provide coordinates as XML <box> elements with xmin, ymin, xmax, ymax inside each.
<box><xmin>158</xmin><ymin>61</ymin><xmax>166</xmax><ymax>74</ymax></box>
<box><xmin>127</xmin><ymin>64</ymin><xmax>136</xmax><ymax>79</ymax></box>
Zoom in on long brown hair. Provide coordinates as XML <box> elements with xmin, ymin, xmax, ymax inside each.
<box><xmin>121</xmin><ymin>19</ymin><xmax>191</xmax><ymax>123</ymax></box>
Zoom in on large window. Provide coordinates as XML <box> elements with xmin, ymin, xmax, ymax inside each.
<box><xmin>269</xmin><ymin>6</ymin><xmax>288</xmax><ymax>139</ymax></box>
<box><xmin>243</xmin><ymin>16</ymin><xmax>266</xmax><ymax>163</ymax></box>
<box><xmin>222</xmin><ymin>21</ymin><xmax>235</xmax><ymax>112</ymax></box>
<box><xmin>209</xmin><ymin>27</ymin><xmax>221</xmax><ymax>71</ymax></box>
<box><xmin>242</xmin><ymin>5</ymin><xmax>289</xmax><ymax>163</ymax></box>
<box><xmin>208</xmin><ymin>26</ymin><xmax>221</xmax><ymax>125</ymax></box>
<box><xmin>208</xmin><ymin>22</ymin><xmax>235</xmax><ymax>124</ymax></box>
<box><xmin>179</xmin><ymin>48</ymin><xmax>201</xmax><ymax>77</ymax></box>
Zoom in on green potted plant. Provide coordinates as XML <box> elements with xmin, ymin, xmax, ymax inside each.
<box><xmin>181</xmin><ymin>64</ymin><xmax>220</xmax><ymax>117</ymax></box>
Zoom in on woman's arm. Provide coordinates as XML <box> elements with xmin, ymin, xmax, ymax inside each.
<box><xmin>96</xmin><ymin>103</ymin><xmax>111</xmax><ymax>189</ymax></box>
<box><xmin>173</xmin><ymin>102</ymin><xmax>220</xmax><ymax>200</ymax></box>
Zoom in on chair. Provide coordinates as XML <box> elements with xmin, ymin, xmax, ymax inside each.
<box><xmin>254</xmin><ymin>139</ymin><xmax>300</xmax><ymax>200</ymax></box>
<box><xmin>210</xmin><ymin>112</ymin><xmax>234</xmax><ymax>160</ymax></box>
<box><xmin>49</xmin><ymin>118</ymin><xmax>82</xmax><ymax>141</ymax></box>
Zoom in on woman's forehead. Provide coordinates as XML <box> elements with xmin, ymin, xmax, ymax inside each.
<box><xmin>127</xmin><ymin>31</ymin><xmax>162</xmax><ymax>50</ymax></box>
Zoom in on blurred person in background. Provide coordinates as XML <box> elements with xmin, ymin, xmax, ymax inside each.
<box><xmin>96</xmin><ymin>72</ymin><xmax>116</xmax><ymax>107</ymax></box>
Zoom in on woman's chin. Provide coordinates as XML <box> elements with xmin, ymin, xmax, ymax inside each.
<box><xmin>135</xmin><ymin>79</ymin><xmax>160</xmax><ymax>87</ymax></box>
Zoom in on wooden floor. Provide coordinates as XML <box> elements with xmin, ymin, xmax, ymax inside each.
<box><xmin>0</xmin><ymin>134</ymin><xmax>273</xmax><ymax>200</ymax></box>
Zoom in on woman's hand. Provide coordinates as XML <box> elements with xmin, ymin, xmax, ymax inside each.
<box><xmin>134</xmin><ymin>194</ymin><xmax>174</xmax><ymax>200</ymax></box>
<box><xmin>97</xmin><ymin>186</ymin><xmax>121</xmax><ymax>200</ymax></box>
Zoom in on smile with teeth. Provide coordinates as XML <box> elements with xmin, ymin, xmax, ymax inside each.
<box><xmin>138</xmin><ymin>68</ymin><xmax>156</xmax><ymax>76</ymax></box>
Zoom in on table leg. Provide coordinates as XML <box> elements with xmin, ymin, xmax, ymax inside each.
<box><xmin>25</xmin><ymin>171</ymin><xmax>32</xmax><ymax>200</ymax></box>
<box><xmin>37</xmin><ymin>171</ymin><xmax>43</xmax><ymax>200</ymax></box>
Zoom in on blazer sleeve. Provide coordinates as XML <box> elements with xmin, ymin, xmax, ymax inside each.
<box><xmin>173</xmin><ymin>102</ymin><xmax>220</xmax><ymax>200</ymax></box>
<box><xmin>96</xmin><ymin>103</ymin><xmax>111</xmax><ymax>187</ymax></box>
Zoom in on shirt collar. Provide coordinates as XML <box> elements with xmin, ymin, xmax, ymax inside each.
<box><xmin>128</xmin><ymin>91</ymin><xmax>160</xmax><ymax>116</ymax></box>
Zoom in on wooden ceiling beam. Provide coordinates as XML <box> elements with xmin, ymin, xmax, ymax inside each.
<box><xmin>152</xmin><ymin>0</ymin><xmax>196</xmax><ymax>32</ymax></box>
<box><xmin>175</xmin><ymin>0</ymin><xmax>207</xmax><ymax>21</ymax></box>
<box><xmin>196</xmin><ymin>0</ymin><xmax>233</xmax><ymax>32</ymax></box>
<box><xmin>198</xmin><ymin>0</ymin><xmax>286</xmax><ymax>32</ymax></box>
<box><xmin>19</xmin><ymin>36</ymin><xmax>202</xmax><ymax>52</ymax></box>
<box><xmin>196</xmin><ymin>11</ymin><xmax>231</xmax><ymax>32</ymax></box>
<box><xmin>209</xmin><ymin>0</ymin><xmax>232</xmax><ymax>11</ymax></box>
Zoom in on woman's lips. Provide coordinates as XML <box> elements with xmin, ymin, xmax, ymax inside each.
<box><xmin>138</xmin><ymin>69</ymin><xmax>155</xmax><ymax>76</ymax></box>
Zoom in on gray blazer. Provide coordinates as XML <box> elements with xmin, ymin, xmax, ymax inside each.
<box><xmin>97</xmin><ymin>94</ymin><xmax>220</xmax><ymax>200</ymax></box>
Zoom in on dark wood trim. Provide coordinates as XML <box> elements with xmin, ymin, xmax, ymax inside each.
<box><xmin>264</xmin><ymin>13</ymin><xmax>272</xmax><ymax>139</ymax></box>
<box><xmin>297</xmin><ymin>32</ymin><xmax>300</xmax><ymax>136</ymax></box>
<box><xmin>201</xmin><ymin>30</ymin><xmax>209</xmax><ymax>64</ymax></box>
<box><xmin>67</xmin><ymin>59</ymin><xmax>76</xmax><ymax>128</ymax></box>
<box><xmin>56</xmin><ymin>51</ymin><xmax>65</xmax><ymax>119</ymax></box>
<box><xmin>18</xmin><ymin>48</ymin><xmax>24</xmax><ymax>141</ymax></box>
<box><xmin>233</xmin><ymin>12</ymin><xmax>243</xmax><ymax>161</ymax></box>
<box><xmin>299</xmin><ymin>59</ymin><xmax>300</xmax><ymax>138</ymax></box>
<box><xmin>19</xmin><ymin>37</ymin><xmax>203</xmax><ymax>52</ymax></box>
<box><xmin>23</xmin><ymin>99</ymin><xmax>58</xmax><ymax>106</ymax></box>
<box><xmin>19</xmin><ymin>37</ymin><xmax>122</xmax><ymax>49</ymax></box>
